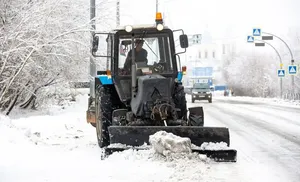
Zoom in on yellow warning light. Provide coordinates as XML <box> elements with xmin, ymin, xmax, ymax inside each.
<box><xmin>107</xmin><ymin>70</ymin><xmax>112</xmax><ymax>78</ymax></box>
<box><xmin>156</xmin><ymin>12</ymin><xmax>162</xmax><ymax>21</ymax></box>
<box><xmin>280</xmin><ymin>63</ymin><xmax>283</xmax><ymax>68</ymax></box>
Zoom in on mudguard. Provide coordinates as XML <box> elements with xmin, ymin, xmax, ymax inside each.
<box><xmin>96</xmin><ymin>75</ymin><xmax>113</xmax><ymax>85</ymax></box>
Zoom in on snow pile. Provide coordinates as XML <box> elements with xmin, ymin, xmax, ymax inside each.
<box><xmin>108</xmin><ymin>142</ymin><xmax>150</xmax><ymax>150</ymax></box>
<box><xmin>149</xmin><ymin>131</ymin><xmax>192</xmax><ymax>156</ymax></box>
<box><xmin>195</xmin><ymin>141</ymin><xmax>229</xmax><ymax>150</ymax></box>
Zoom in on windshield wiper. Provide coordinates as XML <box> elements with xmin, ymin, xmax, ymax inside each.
<box><xmin>137</xmin><ymin>30</ymin><xmax>158</xmax><ymax>59</ymax></box>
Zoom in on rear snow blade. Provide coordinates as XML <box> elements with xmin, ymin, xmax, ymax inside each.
<box><xmin>103</xmin><ymin>146</ymin><xmax>237</xmax><ymax>162</ymax></box>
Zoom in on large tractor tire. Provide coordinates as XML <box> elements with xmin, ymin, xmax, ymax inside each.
<box><xmin>188</xmin><ymin>107</ymin><xmax>204</xmax><ymax>126</ymax></box>
<box><xmin>95</xmin><ymin>85</ymin><xmax>113</xmax><ymax>148</ymax></box>
<box><xmin>173</xmin><ymin>84</ymin><xmax>187</xmax><ymax>121</ymax></box>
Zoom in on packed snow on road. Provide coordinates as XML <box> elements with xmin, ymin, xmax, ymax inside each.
<box><xmin>1</xmin><ymin>92</ymin><xmax>300</xmax><ymax>182</ymax></box>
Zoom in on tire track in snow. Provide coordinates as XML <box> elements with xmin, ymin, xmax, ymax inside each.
<box><xmin>213</xmin><ymin>104</ymin><xmax>300</xmax><ymax>147</ymax></box>
<box><xmin>230</xmin><ymin>103</ymin><xmax>300</xmax><ymax>127</ymax></box>
<box><xmin>215</xmin><ymin>97</ymin><xmax>300</xmax><ymax>113</ymax></box>
<box><xmin>204</xmin><ymin>109</ymin><xmax>296</xmax><ymax>182</ymax></box>
<box><xmin>256</xmin><ymin>104</ymin><xmax>300</xmax><ymax>113</ymax></box>
<box><xmin>206</xmin><ymin>104</ymin><xmax>300</xmax><ymax>181</ymax></box>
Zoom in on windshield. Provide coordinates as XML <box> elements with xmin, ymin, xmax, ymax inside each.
<box><xmin>118</xmin><ymin>33</ymin><xmax>174</xmax><ymax>75</ymax></box>
<box><xmin>193</xmin><ymin>83</ymin><xmax>210</xmax><ymax>90</ymax></box>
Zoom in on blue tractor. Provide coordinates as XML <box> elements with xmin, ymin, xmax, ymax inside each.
<box><xmin>85</xmin><ymin>13</ymin><xmax>236</xmax><ymax>162</ymax></box>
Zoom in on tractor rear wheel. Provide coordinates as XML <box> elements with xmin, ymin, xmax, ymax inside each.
<box><xmin>95</xmin><ymin>86</ymin><xmax>113</xmax><ymax>148</ymax></box>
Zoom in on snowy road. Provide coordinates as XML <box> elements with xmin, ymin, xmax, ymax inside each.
<box><xmin>1</xmin><ymin>94</ymin><xmax>300</xmax><ymax>182</ymax></box>
<box><xmin>191</xmin><ymin>97</ymin><xmax>300</xmax><ymax>182</ymax></box>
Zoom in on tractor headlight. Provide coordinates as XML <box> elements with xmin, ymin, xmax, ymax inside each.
<box><xmin>156</xmin><ymin>23</ymin><xmax>164</xmax><ymax>31</ymax></box>
<box><xmin>125</xmin><ymin>25</ymin><xmax>133</xmax><ymax>32</ymax></box>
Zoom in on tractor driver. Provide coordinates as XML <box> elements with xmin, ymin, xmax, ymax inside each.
<box><xmin>123</xmin><ymin>39</ymin><xmax>148</xmax><ymax>72</ymax></box>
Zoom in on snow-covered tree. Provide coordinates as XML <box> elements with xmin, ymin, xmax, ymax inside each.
<box><xmin>222</xmin><ymin>49</ymin><xmax>279</xmax><ymax>98</ymax></box>
<box><xmin>0</xmin><ymin>0</ymin><xmax>116</xmax><ymax>115</ymax></box>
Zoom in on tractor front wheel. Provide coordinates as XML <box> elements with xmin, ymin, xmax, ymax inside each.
<box><xmin>174</xmin><ymin>84</ymin><xmax>188</xmax><ymax>121</ymax></box>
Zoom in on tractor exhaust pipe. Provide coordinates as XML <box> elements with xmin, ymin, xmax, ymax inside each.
<box><xmin>131</xmin><ymin>36</ymin><xmax>137</xmax><ymax>98</ymax></box>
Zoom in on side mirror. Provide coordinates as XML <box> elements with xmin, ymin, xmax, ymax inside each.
<box><xmin>92</xmin><ymin>36</ymin><xmax>99</xmax><ymax>53</ymax></box>
<box><xmin>179</xmin><ymin>34</ymin><xmax>189</xmax><ymax>48</ymax></box>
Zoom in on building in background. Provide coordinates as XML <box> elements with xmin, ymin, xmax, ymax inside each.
<box><xmin>182</xmin><ymin>26</ymin><xmax>231</xmax><ymax>87</ymax></box>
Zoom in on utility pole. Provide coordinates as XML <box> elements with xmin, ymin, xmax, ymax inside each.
<box><xmin>89</xmin><ymin>0</ymin><xmax>96</xmax><ymax>98</ymax></box>
<box><xmin>156</xmin><ymin>0</ymin><xmax>159</xmax><ymax>13</ymax></box>
<box><xmin>116</xmin><ymin>0</ymin><xmax>120</xmax><ymax>27</ymax></box>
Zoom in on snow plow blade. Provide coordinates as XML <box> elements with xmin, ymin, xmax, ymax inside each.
<box><xmin>193</xmin><ymin>149</ymin><xmax>237</xmax><ymax>162</ymax></box>
<box><xmin>106</xmin><ymin>126</ymin><xmax>237</xmax><ymax>162</ymax></box>
<box><xmin>104</xmin><ymin>146</ymin><xmax>237</xmax><ymax>162</ymax></box>
<box><xmin>108</xmin><ymin>126</ymin><xmax>230</xmax><ymax>146</ymax></box>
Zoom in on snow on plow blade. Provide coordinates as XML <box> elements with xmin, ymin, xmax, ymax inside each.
<box><xmin>107</xmin><ymin>126</ymin><xmax>237</xmax><ymax>162</ymax></box>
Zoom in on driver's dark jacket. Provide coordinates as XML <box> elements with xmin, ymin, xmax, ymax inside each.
<box><xmin>124</xmin><ymin>48</ymin><xmax>148</xmax><ymax>70</ymax></box>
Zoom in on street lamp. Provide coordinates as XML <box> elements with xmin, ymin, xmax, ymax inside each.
<box><xmin>247</xmin><ymin>35</ymin><xmax>283</xmax><ymax>98</ymax></box>
<box><xmin>255</xmin><ymin>40</ymin><xmax>283</xmax><ymax>98</ymax></box>
<box><xmin>262</xmin><ymin>36</ymin><xmax>273</xmax><ymax>40</ymax></box>
<box><xmin>252</xmin><ymin>28</ymin><xmax>296</xmax><ymax>99</ymax></box>
<box><xmin>262</xmin><ymin>32</ymin><xmax>295</xmax><ymax>99</ymax></box>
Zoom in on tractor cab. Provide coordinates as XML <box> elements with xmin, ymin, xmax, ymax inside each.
<box><xmin>117</xmin><ymin>29</ymin><xmax>175</xmax><ymax>77</ymax></box>
<box><xmin>91</xmin><ymin>13</ymin><xmax>189</xmax><ymax>105</ymax></box>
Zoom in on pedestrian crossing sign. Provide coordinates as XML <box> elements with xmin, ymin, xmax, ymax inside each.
<box><xmin>288</xmin><ymin>65</ymin><xmax>297</xmax><ymax>75</ymax></box>
<box><xmin>247</xmin><ymin>36</ymin><xmax>254</xmax><ymax>43</ymax></box>
<box><xmin>277</xmin><ymin>69</ymin><xmax>285</xmax><ymax>77</ymax></box>
<box><xmin>253</xmin><ymin>28</ymin><xmax>261</xmax><ymax>36</ymax></box>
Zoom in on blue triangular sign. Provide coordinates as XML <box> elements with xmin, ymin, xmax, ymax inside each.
<box><xmin>278</xmin><ymin>69</ymin><xmax>285</xmax><ymax>77</ymax></box>
<box><xmin>289</xmin><ymin>65</ymin><xmax>297</xmax><ymax>74</ymax></box>
<box><xmin>247</xmin><ymin>36</ymin><xmax>254</xmax><ymax>42</ymax></box>
<box><xmin>253</xmin><ymin>28</ymin><xmax>261</xmax><ymax>36</ymax></box>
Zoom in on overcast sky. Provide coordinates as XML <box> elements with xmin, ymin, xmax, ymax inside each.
<box><xmin>119</xmin><ymin>0</ymin><xmax>300</xmax><ymax>39</ymax></box>
<box><xmin>114</xmin><ymin>0</ymin><xmax>300</xmax><ymax>58</ymax></box>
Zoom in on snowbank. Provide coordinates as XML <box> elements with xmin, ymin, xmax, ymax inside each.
<box><xmin>0</xmin><ymin>94</ymin><xmax>97</xmax><ymax>150</ymax></box>
<box><xmin>214</xmin><ymin>95</ymin><xmax>300</xmax><ymax>108</ymax></box>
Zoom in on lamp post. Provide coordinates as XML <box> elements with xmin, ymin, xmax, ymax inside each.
<box><xmin>253</xmin><ymin>39</ymin><xmax>283</xmax><ymax>98</ymax></box>
<box><xmin>89</xmin><ymin>0</ymin><xmax>96</xmax><ymax>98</ymax></box>
<box><xmin>261</xmin><ymin>32</ymin><xmax>295</xmax><ymax>99</ymax></box>
<box><xmin>116</xmin><ymin>0</ymin><xmax>120</xmax><ymax>27</ymax></box>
